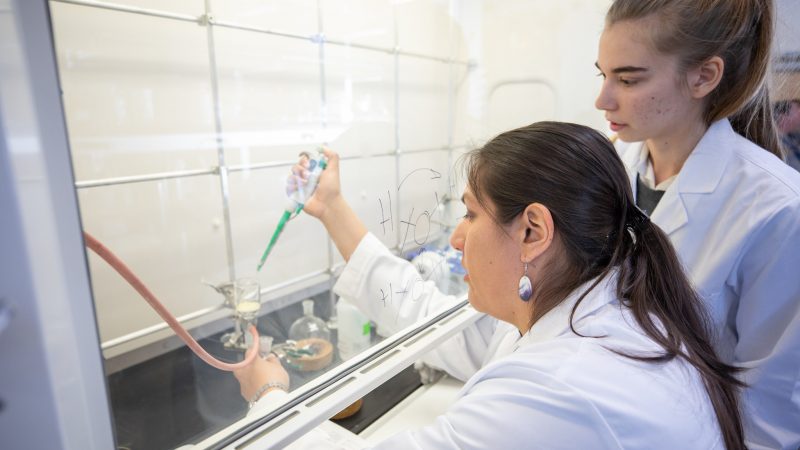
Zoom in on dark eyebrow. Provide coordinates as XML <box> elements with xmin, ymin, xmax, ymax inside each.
<box><xmin>594</xmin><ymin>61</ymin><xmax>648</xmax><ymax>74</ymax></box>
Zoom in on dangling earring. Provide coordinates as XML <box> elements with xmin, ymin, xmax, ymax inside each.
<box><xmin>518</xmin><ymin>261</ymin><xmax>533</xmax><ymax>302</ymax></box>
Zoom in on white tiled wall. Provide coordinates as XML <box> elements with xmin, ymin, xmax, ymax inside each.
<box><xmin>214</xmin><ymin>28</ymin><xmax>323</xmax><ymax>166</ymax></box>
<box><xmin>398</xmin><ymin>57</ymin><xmax>452</xmax><ymax>150</ymax></box>
<box><xmin>79</xmin><ymin>175</ymin><xmax>230</xmax><ymax>339</ymax></box>
<box><xmin>52</xmin><ymin>3</ymin><xmax>219</xmax><ymax>181</ymax></box>
<box><xmin>212</xmin><ymin>0</ymin><xmax>320</xmax><ymax>35</ymax></box>
<box><xmin>50</xmin><ymin>0</ymin><xmax>610</xmax><ymax>351</ymax></box>
<box><xmin>325</xmin><ymin>46</ymin><xmax>396</xmax><ymax>158</ymax></box>
<box><xmin>321</xmin><ymin>0</ymin><xmax>395</xmax><ymax>49</ymax></box>
<box><xmin>776</xmin><ymin>0</ymin><xmax>800</xmax><ymax>55</ymax></box>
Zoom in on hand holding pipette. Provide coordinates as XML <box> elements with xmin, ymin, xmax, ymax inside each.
<box><xmin>296</xmin><ymin>148</ymin><xmax>368</xmax><ymax>262</ymax></box>
<box><xmin>256</xmin><ymin>148</ymin><xmax>328</xmax><ymax>271</ymax></box>
<box><xmin>289</xmin><ymin>146</ymin><xmax>343</xmax><ymax>220</ymax></box>
<box><xmin>257</xmin><ymin>147</ymin><xmax>367</xmax><ymax>268</ymax></box>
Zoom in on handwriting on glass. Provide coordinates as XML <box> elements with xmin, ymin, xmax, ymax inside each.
<box><xmin>376</xmin><ymin>167</ymin><xmax>453</xmax><ymax>316</ymax></box>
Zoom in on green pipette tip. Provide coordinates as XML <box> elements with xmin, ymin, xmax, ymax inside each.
<box><xmin>256</xmin><ymin>210</ymin><xmax>291</xmax><ymax>272</ymax></box>
<box><xmin>257</xmin><ymin>151</ymin><xmax>326</xmax><ymax>272</ymax></box>
<box><xmin>256</xmin><ymin>205</ymin><xmax>305</xmax><ymax>271</ymax></box>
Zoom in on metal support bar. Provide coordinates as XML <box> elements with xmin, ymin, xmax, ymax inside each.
<box><xmin>212</xmin><ymin>19</ymin><xmax>311</xmax><ymax>42</ymax></box>
<box><xmin>312</xmin><ymin>0</ymin><xmax>340</xmax><ymax>327</ymax></box>
<box><xmin>74</xmin><ymin>167</ymin><xmax>216</xmax><ymax>189</ymax></box>
<box><xmin>73</xmin><ymin>147</ymin><xmax>462</xmax><ymax>189</ymax></box>
<box><xmin>203</xmin><ymin>0</ymin><xmax>237</xmax><ymax>281</ymax></box>
<box><xmin>99</xmin><ymin>267</ymin><xmax>334</xmax><ymax>350</ymax></box>
<box><xmin>393</xmin><ymin>9</ymin><xmax>402</xmax><ymax>250</ymax></box>
<box><xmin>100</xmin><ymin>304</ymin><xmax>222</xmax><ymax>350</ymax></box>
<box><xmin>50</xmin><ymin>0</ymin><xmax>470</xmax><ymax>66</ymax></box>
<box><xmin>52</xmin><ymin>0</ymin><xmax>198</xmax><ymax>23</ymax></box>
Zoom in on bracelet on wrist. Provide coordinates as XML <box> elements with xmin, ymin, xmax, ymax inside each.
<box><xmin>248</xmin><ymin>381</ymin><xmax>289</xmax><ymax>409</ymax></box>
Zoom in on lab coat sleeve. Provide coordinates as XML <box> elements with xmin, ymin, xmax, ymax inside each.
<box><xmin>733</xmin><ymin>199</ymin><xmax>800</xmax><ymax>450</ymax></box>
<box><xmin>333</xmin><ymin>232</ymin><xmax>495</xmax><ymax>381</ymax></box>
<box><xmin>371</xmin><ymin>363</ymin><xmax>622</xmax><ymax>450</ymax></box>
<box><xmin>248</xmin><ymin>389</ymin><xmax>291</xmax><ymax>416</ymax></box>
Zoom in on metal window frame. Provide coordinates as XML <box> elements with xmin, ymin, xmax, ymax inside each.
<box><xmin>50</xmin><ymin>0</ymin><xmax>472</xmax><ymax>352</ymax></box>
<box><xmin>0</xmin><ymin>1</ymin><xmax>115</xmax><ymax>448</ymax></box>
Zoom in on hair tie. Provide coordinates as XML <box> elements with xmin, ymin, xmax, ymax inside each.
<box><xmin>625</xmin><ymin>205</ymin><xmax>650</xmax><ymax>245</ymax></box>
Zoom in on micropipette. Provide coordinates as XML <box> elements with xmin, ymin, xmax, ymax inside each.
<box><xmin>257</xmin><ymin>148</ymin><xmax>327</xmax><ymax>271</ymax></box>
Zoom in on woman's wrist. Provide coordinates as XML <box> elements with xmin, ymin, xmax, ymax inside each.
<box><xmin>248</xmin><ymin>381</ymin><xmax>289</xmax><ymax>408</ymax></box>
<box><xmin>319</xmin><ymin>197</ymin><xmax>367</xmax><ymax>261</ymax></box>
<box><xmin>318</xmin><ymin>195</ymin><xmax>347</xmax><ymax>225</ymax></box>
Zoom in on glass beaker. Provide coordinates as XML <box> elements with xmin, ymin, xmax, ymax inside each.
<box><xmin>232</xmin><ymin>278</ymin><xmax>261</xmax><ymax>322</ymax></box>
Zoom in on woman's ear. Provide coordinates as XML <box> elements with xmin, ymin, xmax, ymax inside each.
<box><xmin>518</xmin><ymin>203</ymin><xmax>554</xmax><ymax>263</ymax></box>
<box><xmin>687</xmin><ymin>56</ymin><xmax>724</xmax><ymax>99</ymax></box>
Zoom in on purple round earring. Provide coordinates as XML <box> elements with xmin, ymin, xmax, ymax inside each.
<box><xmin>518</xmin><ymin>262</ymin><xmax>533</xmax><ymax>301</ymax></box>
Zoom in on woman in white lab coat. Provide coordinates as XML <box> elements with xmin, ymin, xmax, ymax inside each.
<box><xmin>595</xmin><ymin>2</ymin><xmax>800</xmax><ymax>448</ymax></box>
<box><xmin>236</xmin><ymin>122</ymin><xmax>746</xmax><ymax>449</ymax></box>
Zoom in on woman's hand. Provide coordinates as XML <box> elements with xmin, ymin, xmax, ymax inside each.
<box><xmin>289</xmin><ymin>146</ymin><xmax>367</xmax><ymax>261</ymax></box>
<box><xmin>289</xmin><ymin>147</ymin><xmax>342</xmax><ymax>221</ymax></box>
<box><xmin>233</xmin><ymin>353</ymin><xmax>290</xmax><ymax>401</ymax></box>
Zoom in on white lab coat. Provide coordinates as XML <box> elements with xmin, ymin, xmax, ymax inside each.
<box><xmin>326</xmin><ymin>233</ymin><xmax>724</xmax><ymax>449</ymax></box>
<box><xmin>616</xmin><ymin>119</ymin><xmax>800</xmax><ymax>450</ymax></box>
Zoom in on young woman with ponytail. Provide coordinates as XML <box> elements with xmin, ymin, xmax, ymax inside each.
<box><xmin>235</xmin><ymin>122</ymin><xmax>745</xmax><ymax>449</ymax></box>
<box><xmin>596</xmin><ymin>1</ymin><xmax>800</xmax><ymax>448</ymax></box>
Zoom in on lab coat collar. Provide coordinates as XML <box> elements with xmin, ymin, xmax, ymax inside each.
<box><xmin>673</xmin><ymin>119</ymin><xmax>733</xmax><ymax>194</ymax></box>
<box><xmin>516</xmin><ymin>272</ymin><xmax>619</xmax><ymax>350</ymax></box>
<box><xmin>620</xmin><ymin>119</ymin><xmax>733</xmax><ymax>236</ymax></box>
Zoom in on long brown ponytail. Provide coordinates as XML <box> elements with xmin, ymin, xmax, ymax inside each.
<box><xmin>611</xmin><ymin>204</ymin><xmax>746</xmax><ymax>450</ymax></box>
<box><xmin>466</xmin><ymin>121</ymin><xmax>745</xmax><ymax>450</ymax></box>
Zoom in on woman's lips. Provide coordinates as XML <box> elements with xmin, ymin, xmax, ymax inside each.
<box><xmin>464</xmin><ymin>273</ymin><xmax>470</xmax><ymax>282</ymax></box>
<box><xmin>609</xmin><ymin>121</ymin><xmax>626</xmax><ymax>132</ymax></box>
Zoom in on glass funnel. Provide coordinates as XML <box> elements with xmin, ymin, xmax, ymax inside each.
<box><xmin>210</xmin><ymin>278</ymin><xmax>261</xmax><ymax>350</ymax></box>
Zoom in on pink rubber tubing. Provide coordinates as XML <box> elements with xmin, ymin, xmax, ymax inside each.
<box><xmin>83</xmin><ymin>231</ymin><xmax>259</xmax><ymax>371</ymax></box>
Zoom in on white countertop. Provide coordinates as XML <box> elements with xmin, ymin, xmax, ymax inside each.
<box><xmin>359</xmin><ymin>375</ymin><xmax>464</xmax><ymax>445</ymax></box>
<box><xmin>283</xmin><ymin>374</ymin><xmax>464</xmax><ymax>449</ymax></box>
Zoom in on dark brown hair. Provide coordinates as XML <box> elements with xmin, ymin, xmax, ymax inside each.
<box><xmin>466</xmin><ymin>121</ymin><xmax>745</xmax><ymax>450</ymax></box>
<box><xmin>606</xmin><ymin>0</ymin><xmax>783</xmax><ymax>159</ymax></box>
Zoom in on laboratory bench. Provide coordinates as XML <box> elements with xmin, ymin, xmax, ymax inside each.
<box><xmin>106</xmin><ymin>290</ymin><xmax>476</xmax><ymax>450</ymax></box>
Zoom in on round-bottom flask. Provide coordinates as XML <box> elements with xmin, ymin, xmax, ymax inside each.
<box><xmin>289</xmin><ymin>299</ymin><xmax>331</xmax><ymax>342</ymax></box>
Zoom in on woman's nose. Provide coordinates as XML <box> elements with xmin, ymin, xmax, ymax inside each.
<box><xmin>449</xmin><ymin>222</ymin><xmax>465</xmax><ymax>251</ymax></box>
<box><xmin>595</xmin><ymin>81</ymin><xmax>616</xmax><ymax>111</ymax></box>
